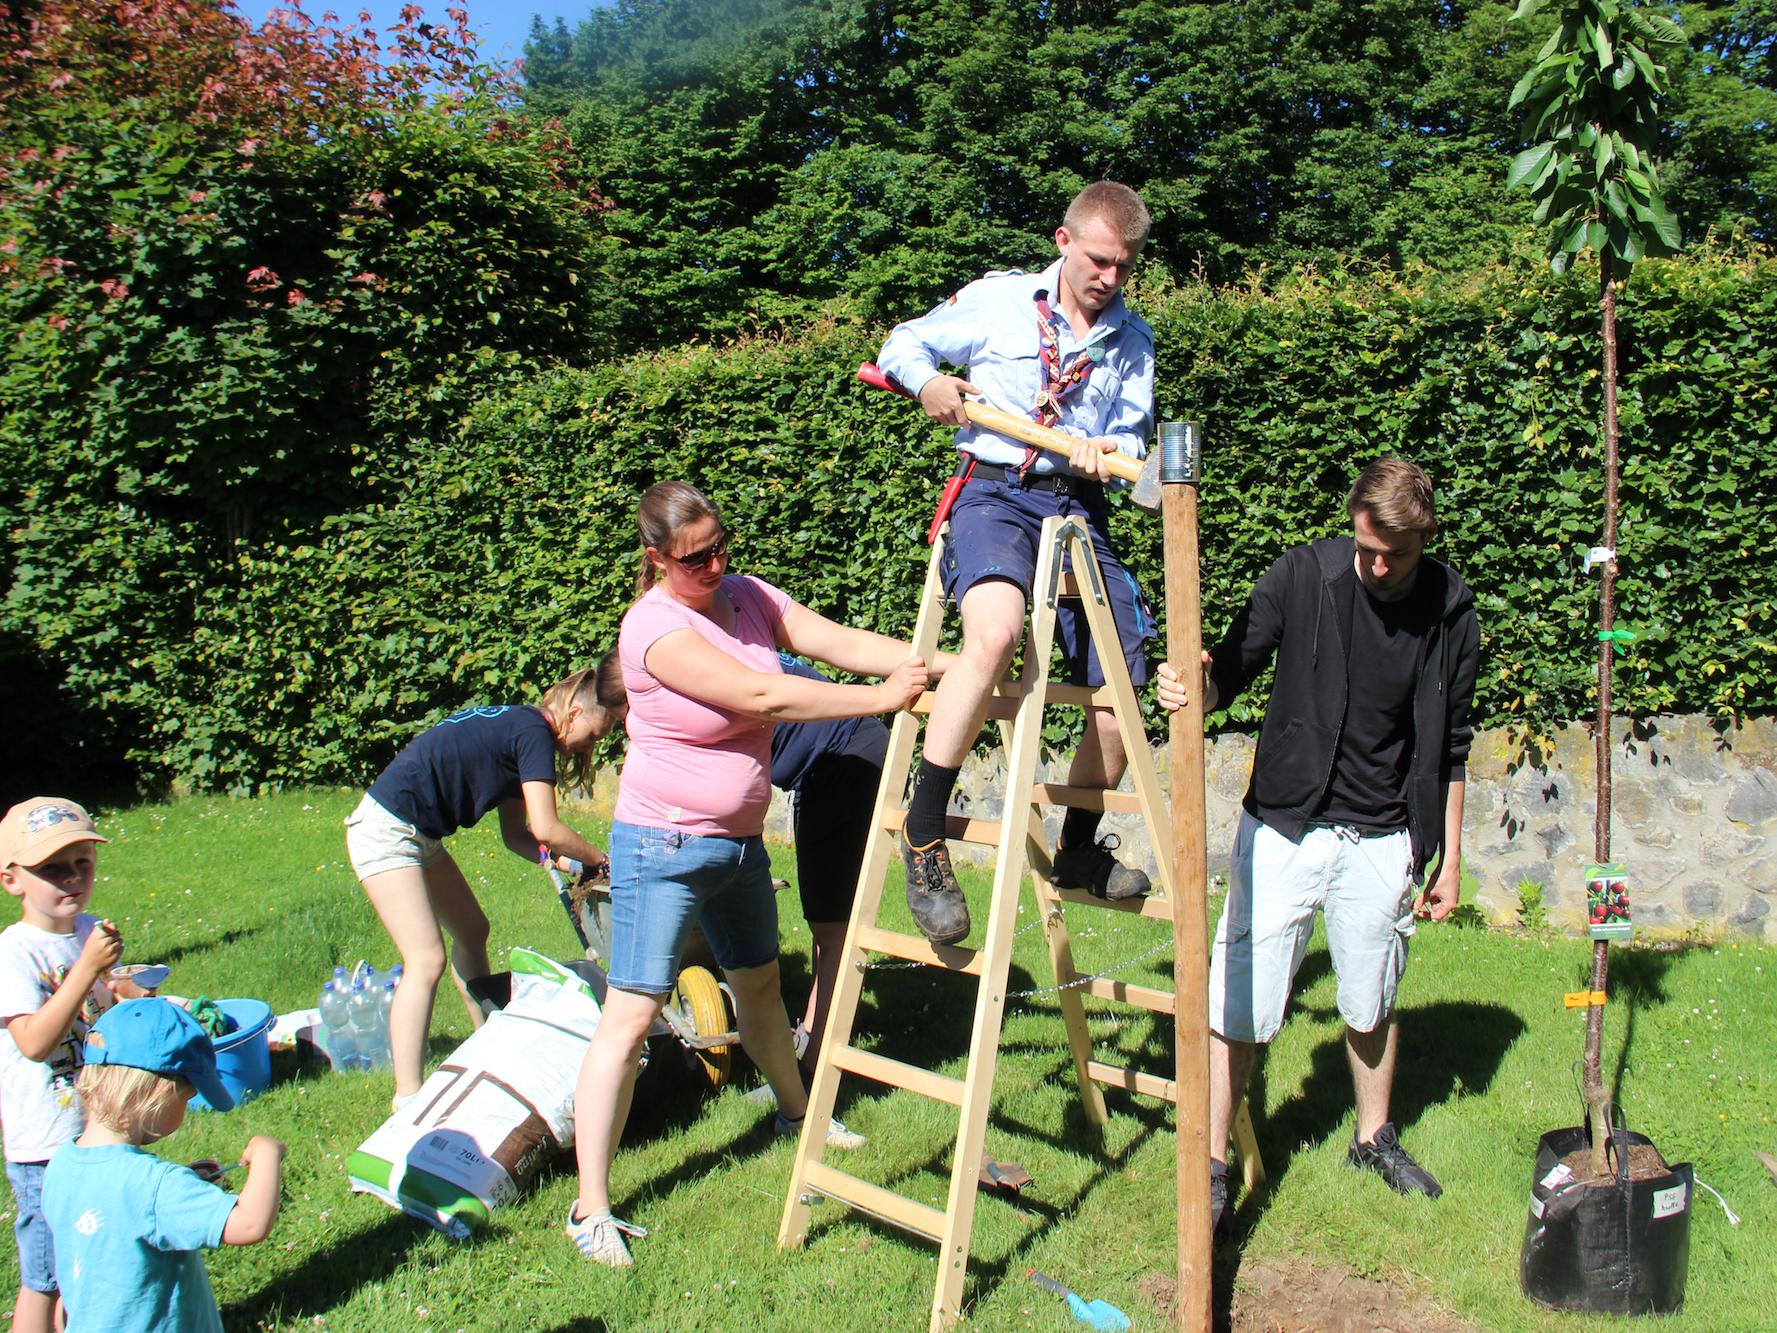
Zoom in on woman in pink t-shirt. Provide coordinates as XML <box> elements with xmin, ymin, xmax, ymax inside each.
<box><xmin>567</xmin><ymin>481</ymin><xmax>933</xmax><ymax>1267</ymax></box>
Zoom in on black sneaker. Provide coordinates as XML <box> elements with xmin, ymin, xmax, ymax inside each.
<box><xmin>1210</xmin><ymin>1158</ymin><xmax>1233</xmax><ymax>1238</ymax></box>
<box><xmin>1052</xmin><ymin>833</ymin><xmax>1150</xmax><ymax>900</ymax></box>
<box><xmin>1347</xmin><ymin>1122</ymin><xmax>1443</xmax><ymax>1198</ymax></box>
<box><xmin>901</xmin><ymin>833</ymin><xmax>971</xmax><ymax>945</ymax></box>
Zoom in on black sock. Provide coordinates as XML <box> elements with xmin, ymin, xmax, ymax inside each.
<box><xmin>1061</xmin><ymin>808</ymin><xmax>1101</xmax><ymax>851</ymax></box>
<box><xmin>905</xmin><ymin>758</ymin><xmax>960</xmax><ymax>846</ymax></box>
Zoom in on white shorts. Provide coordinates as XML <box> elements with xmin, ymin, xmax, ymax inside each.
<box><xmin>344</xmin><ymin>794</ymin><xmax>445</xmax><ymax>881</ymax></box>
<box><xmin>1209</xmin><ymin>811</ymin><xmax>1417</xmax><ymax>1043</ymax></box>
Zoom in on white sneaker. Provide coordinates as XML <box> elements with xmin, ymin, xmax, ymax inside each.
<box><xmin>775</xmin><ymin>1110</ymin><xmax>866</xmax><ymax>1150</ymax></box>
<box><xmin>565</xmin><ymin>1205</ymin><xmax>647</xmax><ymax>1267</ymax></box>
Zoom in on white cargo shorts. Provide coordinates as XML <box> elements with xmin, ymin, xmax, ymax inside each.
<box><xmin>1209</xmin><ymin>811</ymin><xmax>1417</xmax><ymax>1043</ymax></box>
<box><xmin>344</xmin><ymin>793</ymin><xmax>445</xmax><ymax>881</ymax></box>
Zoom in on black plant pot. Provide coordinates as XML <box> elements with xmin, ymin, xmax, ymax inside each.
<box><xmin>1520</xmin><ymin>1123</ymin><xmax>1692</xmax><ymax>1315</ymax></box>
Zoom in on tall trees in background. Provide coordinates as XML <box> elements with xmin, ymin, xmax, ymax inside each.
<box><xmin>0</xmin><ymin>0</ymin><xmax>613</xmax><ymax>791</ymax></box>
<box><xmin>524</xmin><ymin>0</ymin><xmax>1773</xmax><ymax>349</ymax></box>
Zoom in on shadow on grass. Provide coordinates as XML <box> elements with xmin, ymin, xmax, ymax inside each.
<box><xmin>1606</xmin><ymin>944</ymin><xmax>1683</xmax><ymax>1107</ymax></box>
<box><xmin>222</xmin><ymin>1213</ymin><xmax>433</xmax><ymax>1328</ymax></box>
<box><xmin>539</xmin><ymin>1321</ymin><xmax>611</xmax><ymax>1333</ymax></box>
<box><xmin>151</xmin><ymin>924</ymin><xmax>269</xmax><ymax>969</ymax></box>
<box><xmin>1205</xmin><ymin>998</ymin><xmax>1524</xmax><ymax>1329</ymax></box>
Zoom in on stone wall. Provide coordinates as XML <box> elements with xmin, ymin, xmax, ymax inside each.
<box><xmin>755</xmin><ymin>713</ymin><xmax>1776</xmax><ymax>942</ymax></box>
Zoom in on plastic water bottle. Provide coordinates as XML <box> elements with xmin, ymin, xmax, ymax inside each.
<box><xmin>349</xmin><ymin>979</ymin><xmax>388</xmax><ymax>1071</ymax></box>
<box><xmin>389</xmin><ymin>964</ymin><xmax>403</xmax><ymax>989</ymax></box>
<box><xmin>318</xmin><ymin>980</ymin><xmax>356</xmax><ymax>1071</ymax></box>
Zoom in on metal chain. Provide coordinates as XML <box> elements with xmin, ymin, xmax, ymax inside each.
<box><xmin>1006</xmin><ymin>937</ymin><xmax>1174</xmax><ymax>1000</ymax></box>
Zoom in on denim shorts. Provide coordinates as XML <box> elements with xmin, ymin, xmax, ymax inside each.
<box><xmin>943</xmin><ymin>476</ymin><xmax>1154</xmax><ymax>686</ymax></box>
<box><xmin>6</xmin><ymin>1159</ymin><xmax>55</xmax><ymax>1294</ymax></box>
<box><xmin>1209</xmin><ymin>812</ymin><xmax>1417</xmax><ymax>1043</ymax></box>
<box><xmin>344</xmin><ymin>793</ymin><xmax>445</xmax><ymax>880</ymax></box>
<box><xmin>606</xmin><ymin>821</ymin><xmax>780</xmax><ymax>994</ymax></box>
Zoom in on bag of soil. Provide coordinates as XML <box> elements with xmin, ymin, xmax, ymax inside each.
<box><xmin>1520</xmin><ymin>1119</ymin><xmax>1692</xmax><ymax>1315</ymax></box>
<box><xmin>347</xmin><ymin>949</ymin><xmax>603</xmax><ymax>1238</ymax></box>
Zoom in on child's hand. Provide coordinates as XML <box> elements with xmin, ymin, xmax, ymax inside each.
<box><xmin>240</xmin><ymin>1136</ymin><xmax>286</xmax><ymax>1170</ymax></box>
<box><xmin>79</xmin><ymin>920</ymin><xmax>124</xmax><ymax>977</ymax></box>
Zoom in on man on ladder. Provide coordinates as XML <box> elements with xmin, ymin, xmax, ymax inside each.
<box><xmin>877</xmin><ymin>180</ymin><xmax>1159</xmax><ymax>945</ymax></box>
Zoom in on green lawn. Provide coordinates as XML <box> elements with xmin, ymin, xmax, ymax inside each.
<box><xmin>3</xmin><ymin>791</ymin><xmax>1772</xmax><ymax>1331</ymax></box>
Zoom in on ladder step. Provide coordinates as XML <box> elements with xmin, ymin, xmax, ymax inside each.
<box><xmin>1029</xmin><ymin>784</ymin><xmax>1142</xmax><ymax>815</ymax></box>
<box><xmin>909</xmin><ymin>682</ymin><xmax>1113</xmax><ymax>718</ymax></box>
<box><xmin>833</xmin><ymin>1045</ymin><xmax>965</xmax><ymax>1105</ymax></box>
<box><xmin>1086</xmin><ymin>1060</ymin><xmax>1176</xmax><ymax>1102</ymax></box>
<box><xmin>1076</xmin><ymin>977</ymin><xmax>1175</xmax><ymax>1015</ymax></box>
<box><xmin>856</xmin><ymin>925</ymin><xmax>986</xmax><ymax>975</ymax></box>
<box><xmin>803</xmin><ymin>1161</ymin><xmax>946</xmax><ymax>1243</ymax></box>
<box><xmin>881</xmin><ymin>809</ymin><xmax>1004</xmax><ymax>848</ymax></box>
<box><xmin>1048</xmin><ymin>886</ymin><xmax>1175</xmax><ymax>919</ymax></box>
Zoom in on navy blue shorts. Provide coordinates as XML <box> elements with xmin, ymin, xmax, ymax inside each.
<box><xmin>941</xmin><ymin>475</ymin><xmax>1154</xmax><ymax>687</ymax></box>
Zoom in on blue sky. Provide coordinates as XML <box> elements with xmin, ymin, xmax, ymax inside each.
<box><xmin>232</xmin><ymin>1</ymin><xmax>600</xmax><ymax>67</ymax></box>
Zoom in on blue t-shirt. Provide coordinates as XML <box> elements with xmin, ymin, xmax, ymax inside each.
<box><xmin>367</xmin><ymin>705</ymin><xmax>559</xmax><ymax>838</ymax></box>
<box><xmin>43</xmin><ymin>1142</ymin><xmax>237</xmax><ymax>1333</ymax></box>
<box><xmin>769</xmin><ymin>657</ymin><xmax>865</xmax><ymax>793</ymax></box>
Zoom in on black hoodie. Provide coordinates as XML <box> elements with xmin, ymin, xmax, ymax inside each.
<box><xmin>1206</xmin><ymin>536</ymin><xmax>1480</xmax><ymax>877</ymax></box>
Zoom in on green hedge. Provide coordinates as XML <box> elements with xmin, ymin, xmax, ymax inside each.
<box><xmin>7</xmin><ymin>251</ymin><xmax>1775</xmax><ymax>793</ymax></box>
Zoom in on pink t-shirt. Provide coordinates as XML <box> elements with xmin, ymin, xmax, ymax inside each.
<box><xmin>615</xmin><ymin>575</ymin><xmax>792</xmax><ymax>836</ymax></box>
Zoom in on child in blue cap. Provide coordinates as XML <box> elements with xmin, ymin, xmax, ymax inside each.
<box><xmin>41</xmin><ymin>999</ymin><xmax>285</xmax><ymax>1332</ymax></box>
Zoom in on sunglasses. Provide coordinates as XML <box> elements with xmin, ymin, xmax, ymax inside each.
<box><xmin>669</xmin><ymin>534</ymin><xmax>730</xmax><ymax>571</ymax></box>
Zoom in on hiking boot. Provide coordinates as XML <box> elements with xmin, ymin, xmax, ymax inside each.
<box><xmin>901</xmin><ymin>832</ymin><xmax>971</xmax><ymax>944</ymax></box>
<box><xmin>775</xmin><ymin>1109</ymin><xmax>867</xmax><ymax>1150</ymax></box>
<box><xmin>565</xmin><ymin>1205</ymin><xmax>648</xmax><ymax>1267</ymax></box>
<box><xmin>1052</xmin><ymin>833</ymin><xmax>1150</xmax><ymax>900</ymax></box>
<box><xmin>1210</xmin><ymin>1158</ymin><xmax>1233</xmax><ymax>1239</ymax></box>
<box><xmin>1347</xmin><ymin>1122</ymin><xmax>1443</xmax><ymax>1198</ymax></box>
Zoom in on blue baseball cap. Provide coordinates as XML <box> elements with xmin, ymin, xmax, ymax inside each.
<box><xmin>83</xmin><ymin>999</ymin><xmax>234</xmax><ymax>1111</ymax></box>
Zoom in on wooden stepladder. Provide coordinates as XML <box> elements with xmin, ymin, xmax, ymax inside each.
<box><xmin>777</xmin><ymin>515</ymin><xmax>1263</xmax><ymax>1329</ymax></box>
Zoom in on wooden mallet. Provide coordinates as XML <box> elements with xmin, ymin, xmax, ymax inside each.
<box><xmin>857</xmin><ymin>363</ymin><xmax>1162</xmax><ymax>511</ymax></box>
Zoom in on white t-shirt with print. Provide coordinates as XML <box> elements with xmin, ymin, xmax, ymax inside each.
<box><xmin>0</xmin><ymin>915</ymin><xmax>108</xmax><ymax>1162</ymax></box>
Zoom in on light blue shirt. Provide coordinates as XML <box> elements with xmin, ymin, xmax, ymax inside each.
<box><xmin>43</xmin><ymin>1142</ymin><xmax>237</xmax><ymax>1333</ymax></box>
<box><xmin>878</xmin><ymin>257</ymin><xmax>1155</xmax><ymax>476</ymax></box>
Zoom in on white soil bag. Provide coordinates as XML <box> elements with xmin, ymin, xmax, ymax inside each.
<box><xmin>346</xmin><ymin>948</ymin><xmax>599</xmax><ymax>1238</ymax></box>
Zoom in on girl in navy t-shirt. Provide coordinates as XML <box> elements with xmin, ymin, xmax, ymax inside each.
<box><xmin>345</xmin><ymin>657</ymin><xmax>625</xmax><ymax>1106</ymax></box>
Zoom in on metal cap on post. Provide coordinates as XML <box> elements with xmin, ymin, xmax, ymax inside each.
<box><xmin>1158</xmin><ymin>421</ymin><xmax>1201</xmax><ymax>487</ymax></box>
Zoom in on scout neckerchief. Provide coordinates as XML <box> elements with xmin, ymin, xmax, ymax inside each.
<box><xmin>1026</xmin><ymin>288</ymin><xmax>1099</xmax><ymax>476</ymax></box>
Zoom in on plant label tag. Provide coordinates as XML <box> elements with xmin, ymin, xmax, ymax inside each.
<box><xmin>1652</xmin><ymin>1184</ymin><xmax>1688</xmax><ymax>1220</ymax></box>
<box><xmin>1540</xmin><ymin>1163</ymin><xmax>1576</xmax><ymax>1191</ymax></box>
<box><xmin>1585</xmin><ymin>861</ymin><xmax>1633</xmax><ymax>941</ymax></box>
<box><xmin>1529</xmin><ymin>1193</ymin><xmax>1546</xmax><ymax>1219</ymax></box>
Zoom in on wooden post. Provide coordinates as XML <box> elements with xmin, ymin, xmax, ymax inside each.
<box><xmin>1160</xmin><ymin>421</ymin><xmax>1212</xmax><ymax>1332</ymax></box>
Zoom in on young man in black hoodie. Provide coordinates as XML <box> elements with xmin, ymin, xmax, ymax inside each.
<box><xmin>1158</xmin><ymin>456</ymin><xmax>1479</xmax><ymax>1236</ymax></box>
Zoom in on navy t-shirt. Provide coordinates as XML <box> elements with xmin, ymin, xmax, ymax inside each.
<box><xmin>769</xmin><ymin>656</ymin><xmax>864</xmax><ymax>793</ymax></box>
<box><xmin>368</xmin><ymin>706</ymin><xmax>558</xmax><ymax>838</ymax></box>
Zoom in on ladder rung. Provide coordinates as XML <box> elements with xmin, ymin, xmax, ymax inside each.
<box><xmin>803</xmin><ymin>1161</ymin><xmax>946</xmax><ymax>1243</ymax></box>
<box><xmin>1076</xmin><ymin>977</ymin><xmax>1175</xmax><ymax>1015</ymax></box>
<box><xmin>856</xmin><ymin>925</ymin><xmax>986</xmax><ymax>975</ymax></box>
<box><xmin>833</xmin><ymin>1045</ymin><xmax>965</xmax><ymax>1105</ymax></box>
<box><xmin>1028</xmin><ymin>784</ymin><xmax>1142</xmax><ymax>814</ymax></box>
<box><xmin>1048</xmin><ymin>886</ymin><xmax>1174</xmax><ymax>919</ymax></box>
<box><xmin>1044</xmin><ymin>683</ymin><xmax>1117</xmax><ymax>709</ymax></box>
<box><xmin>909</xmin><ymin>679</ymin><xmax>1029</xmax><ymax>719</ymax></box>
<box><xmin>880</xmin><ymin>809</ymin><xmax>1004</xmax><ymax>847</ymax></box>
<box><xmin>1086</xmin><ymin>1059</ymin><xmax>1176</xmax><ymax>1102</ymax></box>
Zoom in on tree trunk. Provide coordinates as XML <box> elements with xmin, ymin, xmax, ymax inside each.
<box><xmin>1583</xmin><ymin>249</ymin><xmax>1620</xmax><ymax>1176</ymax></box>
